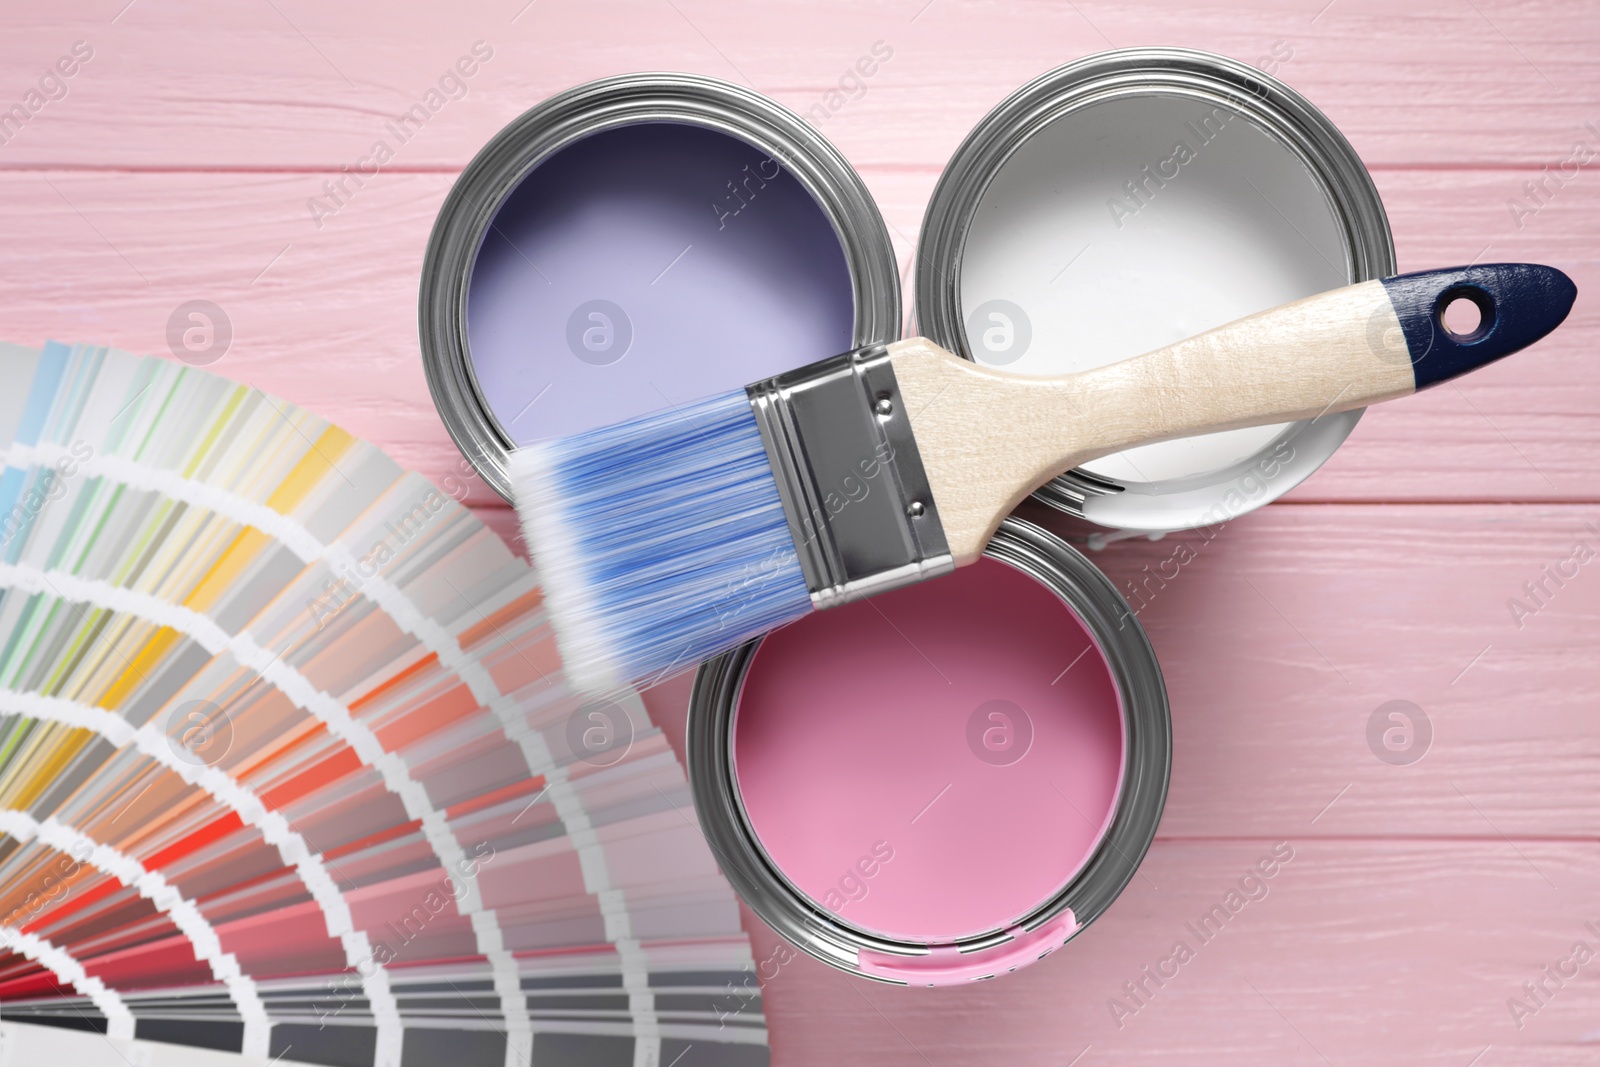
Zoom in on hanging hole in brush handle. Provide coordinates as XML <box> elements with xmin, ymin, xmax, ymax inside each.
<box><xmin>1439</xmin><ymin>286</ymin><xmax>1493</xmax><ymax>342</ymax></box>
<box><xmin>1380</xmin><ymin>263</ymin><xmax>1576</xmax><ymax>389</ymax></box>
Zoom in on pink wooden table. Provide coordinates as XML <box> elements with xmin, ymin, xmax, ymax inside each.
<box><xmin>3</xmin><ymin>1</ymin><xmax>1597</xmax><ymax>1063</ymax></box>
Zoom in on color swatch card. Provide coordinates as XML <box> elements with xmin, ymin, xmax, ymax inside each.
<box><xmin>0</xmin><ymin>342</ymin><xmax>769</xmax><ymax>1067</ymax></box>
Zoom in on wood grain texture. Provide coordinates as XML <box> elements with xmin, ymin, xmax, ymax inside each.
<box><xmin>509</xmin><ymin>502</ymin><xmax>1600</xmax><ymax>842</ymax></box>
<box><xmin>742</xmin><ymin>839</ymin><xmax>1600</xmax><ymax>1067</ymax></box>
<box><xmin>0</xmin><ymin>168</ymin><xmax>1591</xmax><ymax>506</ymax></box>
<box><xmin>506</xmin><ymin>500</ymin><xmax>1600</xmax><ymax>1063</ymax></box>
<box><xmin>2</xmin><ymin>1</ymin><xmax>1597</xmax><ymax>1063</ymax></box>
<box><xmin>892</xmin><ymin>285</ymin><xmax>1415</xmax><ymax>560</ymax></box>
<box><xmin>1</xmin><ymin>0</ymin><xmax>1597</xmax><ymax>169</ymax></box>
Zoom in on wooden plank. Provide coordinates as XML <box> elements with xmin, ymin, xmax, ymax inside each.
<box><xmin>503</xmin><ymin>504</ymin><xmax>1600</xmax><ymax>840</ymax></box>
<box><xmin>874</xmin><ymin>160</ymin><xmax>1600</xmax><ymax>506</ymax></box>
<box><xmin>745</xmin><ymin>839</ymin><xmax>1600</xmax><ymax>1066</ymax></box>
<box><xmin>1058</xmin><ymin>503</ymin><xmax>1600</xmax><ymax>841</ymax></box>
<box><xmin>0</xmin><ymin>168</ymin><xmax>1592</xmax><ymax>505</ymax></box>
<box><xmin>0</xmin><ymin>1</ymin><xmax>1596</xmax><ymax>169</ymax></box>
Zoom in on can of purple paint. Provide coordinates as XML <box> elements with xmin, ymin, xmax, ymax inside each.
<box><xmin>688</xmin><ymin>518</ymin><xmax>1170</xmax><ymax>985</ymax></box>
<box><xmin>915</xmin><ymin>48</ymin><xmax>1396</xmax><ymax>531</ymax></box>
<box><xmin>421</xmin><ymin>73</ymin><xmax>901</xmax><ymax>499</ymax></box>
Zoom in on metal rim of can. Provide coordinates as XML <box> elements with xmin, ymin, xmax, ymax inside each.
<box><xmin>420</xmin><ymin>72</ymin><xmax>903</xmax><ymax>501</ymax></box>
<box><xmin>686</xmin><ymin>517</ymin><xmax>1171</xmax><ymax>983</ymax></box>
<box><xmin>913</xmin><ymin>47</ymin><xmax>1397</xmax><ymax>530</ymax></box>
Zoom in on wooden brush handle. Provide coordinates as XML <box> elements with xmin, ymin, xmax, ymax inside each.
<box><xmin>893</xmin><ymin>264</ymin><xmax>1576</xmax><ymax>563</ymax></box>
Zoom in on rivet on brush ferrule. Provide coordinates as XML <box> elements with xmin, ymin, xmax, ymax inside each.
<box><xmin>746</xmin><ymin>344</ymin><xmax>954</xmax><ymax>608</ymax></box>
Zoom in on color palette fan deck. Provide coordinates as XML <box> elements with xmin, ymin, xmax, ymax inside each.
<box><xmin>0</xmin><ymin>342</ymin><xmax>769</xmax><ymax>1067</ymax></box>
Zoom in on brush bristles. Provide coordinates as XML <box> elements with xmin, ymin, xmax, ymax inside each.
<box><xmin>511</xmin><ymin>389</ymin><xmax>814</xmax><ymax>694</ymax></box>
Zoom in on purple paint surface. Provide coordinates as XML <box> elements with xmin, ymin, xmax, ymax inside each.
<box><xmin>733</xmin><ymin>559</ymin><xmax>1125</xmax><ymax>943</ymax></box>
<box><xmin>466</xmin><ymin>121</ymin><xmax>857</xmax><ymax>443</ymax></box>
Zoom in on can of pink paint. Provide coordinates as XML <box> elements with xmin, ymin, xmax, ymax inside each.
<box><xmin>915</xmin><ymin>48</ymin><xmax>1396</xmax><ymax>531</ymax></box>
<box><xmin>687</xmin><ymin>518</ymin><xmax>1170</xmax><ymax>984</ymax></box>
<box><xmin>420</xmin><ymin>73</ymin><xmax>901</xmax><ymax>499</ymax></box>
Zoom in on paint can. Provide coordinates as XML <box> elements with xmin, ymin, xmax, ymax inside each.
<box><xmin>915</xmin><ymin>48</ymin><xmax>1396</xmax><ymax>531</ymax></box>
<box><xmin>421</xmin><ymin>72</ymin><xmax>901</xmax><ymax>499</ymax></box>
<box><xmin>687</xmin><ymin>517</ymin><xmax>1170</xmax><ymax>984</ymax></box>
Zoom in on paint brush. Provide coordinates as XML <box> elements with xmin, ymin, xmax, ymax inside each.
<box><xmin>512</xmin><ymin>264</ymin><xmax>1576</xmax><ymax>694</ymax></box>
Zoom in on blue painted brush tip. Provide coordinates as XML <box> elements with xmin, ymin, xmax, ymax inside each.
<box><xmin>511</xmin><ymin>388</ymin><xmax>815</xmax><ymax>696</ymax></box>
<box><xmin>1381</xmin><ymin>263</ymin><xmax>1576</xmax><ymax>390</ymax></box>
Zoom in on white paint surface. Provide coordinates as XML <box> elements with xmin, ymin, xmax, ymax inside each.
<box><xmin>959</xmin><ymin>91</ymin><xmax>1352</xmax><ymax>488</ymax></box>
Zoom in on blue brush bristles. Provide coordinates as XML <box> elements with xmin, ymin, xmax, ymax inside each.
<box><xmin>511</xmin><ymin>389</ymin><xmax>813</xmax><ymax>695</ymax></box>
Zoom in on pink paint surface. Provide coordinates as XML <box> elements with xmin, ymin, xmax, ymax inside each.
<box><xmin>733</xmin><ymin>559</ymin><xmax>1123</xmax><ymax>942</ymax></box>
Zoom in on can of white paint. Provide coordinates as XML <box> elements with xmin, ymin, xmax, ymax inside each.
<box><xmin>915</xmin><ymin>47</ymin><xmax>1395</xmax><ymax>531</ymax></box>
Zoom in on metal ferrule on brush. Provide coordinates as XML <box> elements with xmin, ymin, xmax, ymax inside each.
<box><xmin>745</xmin><ymin>344</ymin><xmax>954</xmax><ymax>609</ymax></box>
